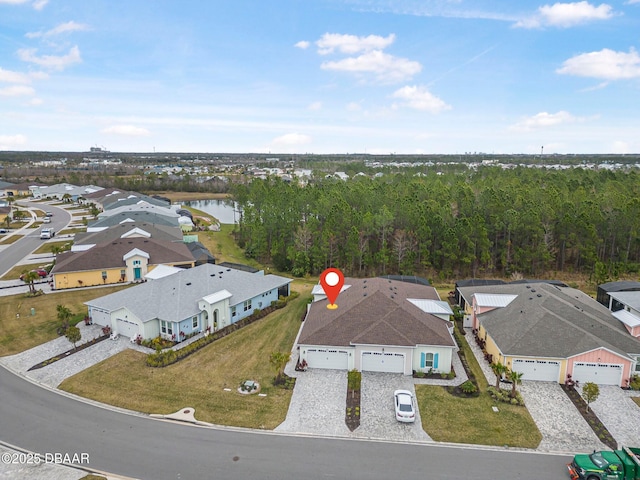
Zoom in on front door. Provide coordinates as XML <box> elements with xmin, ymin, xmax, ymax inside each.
<box><xmin>134</xmin><ymin>267</ymin><xmax>141</xmax><ymax>280</ymax></box>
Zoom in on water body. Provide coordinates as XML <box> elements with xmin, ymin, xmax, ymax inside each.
<box><xmin>185</xmin><ymin>199</ymin><xmax>239</xmax><ymax>224</ymax></box>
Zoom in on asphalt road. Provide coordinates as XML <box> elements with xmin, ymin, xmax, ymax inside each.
<box><xmin>0</xmin><ymin>367</ymin><xmax>572</xmax><ymax>480</ymax></box>
<box><xmin>0</xmin><ymin>202</ymin><xmax>70</xmax><ymax>278</ymax></box>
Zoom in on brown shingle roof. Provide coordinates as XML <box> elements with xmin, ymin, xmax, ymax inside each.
<box><xmin>299</xmin><ymin>278</ymin><xmax>454</xmax><ymax>348</ymax></box>
<box><xmin>52</xmin><ymin>237</ymin><xmax>194</xmax><ymax>274</ymax></box>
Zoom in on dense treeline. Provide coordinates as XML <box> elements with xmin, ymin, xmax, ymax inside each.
<box><xmin>233</xmin><ymin>167</ymin><xmax>640</xmax><ymax>280</ymax></box>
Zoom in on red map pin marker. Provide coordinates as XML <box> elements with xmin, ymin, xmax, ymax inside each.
<box><xmin>320</xmin><ymin>268</ymin><xmax>344</xmax><ymax>310</ymax></box>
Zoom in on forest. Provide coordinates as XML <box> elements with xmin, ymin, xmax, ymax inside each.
<box><xmin>232</xmin><ymin>167</ymin><xmax>640</xmax><ymax>281</ymax></box>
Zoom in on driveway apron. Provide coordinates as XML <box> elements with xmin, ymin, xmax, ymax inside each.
<box><xmin>589</xmin><ymin>386</ymin><xmax>640</xmax><ymax>447</ymax></box>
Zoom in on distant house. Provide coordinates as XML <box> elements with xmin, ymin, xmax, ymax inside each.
<box><xmin>72</xmin><ymin>222</ymin><xmax>184</xmax><ymax>252</ymax></box>
<box><xmin>459</xmin><ymin>282</ymin><xmax>640</xmax><ymax>386</ymax></box>
<box><xmin>87</xmin><ymin>211</ymin><xmax>180</xmax><ymax>231</ymax></box>
<box><xmin>85</xmin><ymin>264</ymin><xmax>292</xmax><ymax>340</ymax></box>
<box><xmin>51</xmin><ymin>237</ymin><xmax>195</xmax><ymax>289</ymax></box>
<box><xmin>298</xmin><ymin>277</ymin><xmax>457</xmax><ymax>375</ymax></box>
<box><xmin>31</xmin><ymin>183</ymin><xmax>103</xmax><ymax>201</ymax></box>
<box><xmin>0</xmin><ymin>205</ymin><xmax>11</xmax><ymax>224</ymax></box>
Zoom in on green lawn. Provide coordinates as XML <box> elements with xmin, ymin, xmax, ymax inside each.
<box><xmin>0</xmin><ymin>285</ymin><xmax>132</xmax><ymax>356</ymax></box>
<box><xmin>59</xmin><ymin>286</ymin><xmax>310</xmax><ymax>429</ymax></box>
<box><xmin>415</xmin><ymin>326</ymin><xmax>542</xmax><ymax>448</ymax></box>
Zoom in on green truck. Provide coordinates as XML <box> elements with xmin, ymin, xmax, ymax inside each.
<box><xmin>568</xmin><ymin>446</ymin><xmax>640</xmax><ymax>480</ymax></box>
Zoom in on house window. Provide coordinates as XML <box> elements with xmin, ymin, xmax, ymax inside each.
<box><xmin>231</xmin><ymin>306</ymin><xmax>236</xmax><ymax>317</ymax></box>
<box><xmin>243</xmin><ymin>300</ymin><xmax>252</xmax><ymax>312</ymax></box>
<box><xmin>636</xmin><ymin>362</ymin><xmax>640</xmax><ymax>372</ymax></box>
<box><xmin>424</xmin><ymin>353</ymin><xmax>434</xmax><ymax>368</ymax></box>
<box><xmin>133</xmin><ymin>260</ymin><xmax>141</xmax><ymax>266</ymax></box>
<box><xmin>192</xmin><ymin>316</ymin><xmax>198</xmax><ymax>329</ymax></box>
<box><xmin>101</xmin><ymin>271</ymin><xmax>107</xmax><ymax>280</ymax></box>
<box><xmin>161</xmin><ymin>321</ymin><xmax>174</xmax><ymax>335</ymax></box>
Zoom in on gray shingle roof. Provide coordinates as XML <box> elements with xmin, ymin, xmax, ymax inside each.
<box><xmin>299</xmin><ymin>278</ymin><xmax>455</xmax><ymax>348</ymax></box>
<box><xmin>478</xmin><ymin>283</ymin><xmax>640</xmax><ymax>359</ymax></box>
<box><xmin>88</xmin><ymin>212</ymin><xmax>180</xmax><ymax>228</ymax></box>
<box><xmin>73</xmin><ymin>222</ymin><xmax>183</xmax><ymax>246</ymax></box>
<box><xmin>85</xmin><ymin>264</ymin><xmax>292</xmax><ymax>322</ymax></box>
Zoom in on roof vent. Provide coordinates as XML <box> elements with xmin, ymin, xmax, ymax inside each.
<box><xmin>390</xmin><ymin>287</ymin><xmax>393</xmax><ymax>290</ymax></box>
<box><xmin>210</xmin><ymin>274</ymin><xmax>215</xmax><ymax>277</ymax></box>
<box><xmin>530</xmin><ymin>289</ymin><xmax>536</xmax><ymax>293</ymax></box>
<box><xmin>219</xmin><ymin>271</ymin><xmax>223</xmax><ymax>274</ymax></box>
<box><xmin>363</xmin><ymin>285</ymin><xmax>367</xmax><ymax>289</ymax></box>
<box><xmin>186</xmin><ymin>282</ymin><xmax>191</xmax><ymax>286</ymax></box>
<box><xmin>363</xmin><ymin>293</ymin><xmax>367</xmax><ymax>297</ymax></box>
<box><xmin>529</xmin><ymin>297</ymin><xmax>533</xmax><ymax>300</ymax></box>
<box><xmin>526</xmin><ymin>285</ymin><xmax>531</xmax><ymax>289</ymax></box>
<box><xmin>226</xmin><ymin>269</ymin><xmax>231</xmax><ymax>272</ymax></box>
<box><xmin>537</xmin><ymin>294</ymin><xmax>542</xmax><ymax>297</ymax></box>
<box><xmin>363</xmin><ymin>280</ymin><xmax>367</xmax><ymax>283</ymax></box>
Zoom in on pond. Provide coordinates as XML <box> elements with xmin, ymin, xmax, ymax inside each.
<box><xmin>184</xmin><ymin>199</ymin><xmax>239</xmax><ymax>224</ymax></box>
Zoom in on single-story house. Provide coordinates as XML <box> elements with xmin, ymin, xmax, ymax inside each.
<box><xmin>51</xmin><ymin>237</ymin><xmax>196</xmax><ymax>289</ymax></box>
<box><xmin>72</xmin><ymin>222</ymin><xmax>184</xmax><ymax>252</ymax></box>
<box><xmin>459</xmin><ymin>283</ymin><xmax>640</xmax><ymax>386</ymax></box>
<box><xmin>0</xmin><ymin>205</ymin><xmax>11</xmax><ymax>225</ymax></box>
<box><xmin>85</xmin><ymin>264</ymin><xmax>292</xmax><ymax>340</ymax></box>
<box><xmin>31</xmin><ymin>183</ymin><xmax>103</xmax><ymax>201</ymax></box>
<box><xmin>298</xmin><ymin>277</ymin><xmax>457</xmax><ymax>375</ymax></box>
<box><xmin>87</xmin><ymin>211</ymin><xmax>180</xmax><ymax>231</ymax></box>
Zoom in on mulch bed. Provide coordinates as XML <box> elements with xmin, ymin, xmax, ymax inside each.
<box><xmin>27</xmin><ymin>334</ymin><xmax>109</xmax><ymax>371</ymax></box>
<box><xmin>561</xmin><ymin>384</ymin><xmax>617</xmax><ymax>450</ymax></box>
<box><xmin>345</xmin><ymin>387</ymin><xmax>361</xmax><ymax>431</ymax></box>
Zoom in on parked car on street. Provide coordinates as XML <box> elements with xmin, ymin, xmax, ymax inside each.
<box><xmin>394</xmin><ymin>389</ymin><xmax>416</xmax><ymax>423</ymax></box>
<box><xmin>19</xmin><ymin>269</ymin><xmax>48</xmax><ymax>280</ymax></box>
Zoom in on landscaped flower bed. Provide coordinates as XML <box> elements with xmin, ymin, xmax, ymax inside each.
<box><xmin>345</xmin><ymin>369</ymin><xmax>361</xmax><ymax>431</ymax></box>
<box><xmin>28</xmin><ymin>334</ymin><xmax>109</xmax><ymax>371</ymax></box>
<box><xmin>561</xmin><ymin>384</ymin><xmax>617</xmax><ymax>450</ymax></box>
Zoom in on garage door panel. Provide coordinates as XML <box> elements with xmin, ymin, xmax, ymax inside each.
<box><xmin>306</xmin><ymin>348</ymin><xmax>348</xmax><ymax>370</ymax></box>
<box><xmin>573</xmin><ymin>362</ymin><xmax>622</xmax><ymax>386</ymax></box>
<box><xmin>512</xmin><ymin>359</ymin><xmax>560</xmax><ymax>382</ymax></box>
<box><xmin>116</xmin><ymin>318</ymin><xmax>138</xmax><ymax>339</ymax></box>
<box><xmin>362</xmin><ymin>351</ymin><xmax>404</xmax><ymax>373</ymax></box>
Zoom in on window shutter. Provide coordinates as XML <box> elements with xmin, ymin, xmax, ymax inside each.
<box><xmin>420</xmin><ymin>352</ymin><xmax>426</xmax><ymax>369</ymax></box>
<box><xmin>434</xmin><ymin>353</ymin><xmax>439</xmax><ymax>369</ymax></box>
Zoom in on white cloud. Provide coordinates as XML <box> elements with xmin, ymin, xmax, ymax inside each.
<box><xmin>0</xmin><ymin>0</ymin><xmax>29</xmax><ymax>4</ymax></box>
<box><xmin>0</xmin><ymin>85</ymin><xmax>35</xmax><ymax>96</ymax></box>
<box><xmin>26</xmin><ymin>21</ymin><xmax>89</xmax><ymax>39</ymax></box>
<box><xmin>0</xmin><ymin>0</ymin><xmax>47</xmax><ymax>8</ymax></box>
<box><xmin>611</xmin><ymin>140</ymin><xmax>630</xmax><ymax>153</ymax></box>
<box><xmin>271</xmin><ymin>132</ymin><xmax>312</xmax><ymax>146</ymax></box>
<box><xmin>18</xmin><ymin>45</ymin><xmax>82</xmax><ymax>70</ymax></box>
<box><xmin>32</xmin><ymin>0</ymin><xmax>47</xmax><ymax>9</ymax></box>
<box><xmin>307</xmin><ymin>101</ymin><xmax>322</xmax><ymax>110</ymax></box>
<box><xmin>321</xmin><ymin>50</ymin><xmax>421</xmax><ymax>83</ymax></box>
<box><xmin>0</xmin><ymin>134</ymin><xmax>27</xmax><ymax>149</ymax></box>
<box><xmin>391</xmin><ymin>85</ymin><xmax>451</xmax><ymax>113</ymax></box>
<box><xmin>294</xmin><ymin>40</ymin><xmax>310</xmax><ymax>49</ymax></box>
<box><xmin>509</xmin><ymin>111</ymin><xmax>583</xmax><ymax>131</ymax></box>
<box><xmin>28</xmin><ymin>97</ymin><xmax>43</xmax><ymax>106</ymax></box>
<box><xmin>625</xmin><ymin>0</ymin><xmax>640</xmax><ymax>3</ymax></box>
<box><xmin>346</xmin><ymin>102</ymin><xmax>362</xmax><ymax>111</ymax></box>
<box><xmin>316</xmin><ymin>33</ymin><xmax>395</xmax><ymax>55</ymax></box>
<box><xmin>101</xmin><ymin>125</ymin><xmax>151</xmax><ymax>136</ymax></box>
<box><xmin>0</xmin><ymin>68</ymin><xmax>31</xmax><ymax>84</ymax></box>
<box><xmin>557</xmin><ymin>48</ymin><xmax>640</xmax><ymax>79</ymax></box>
<box><xmin>515</xmin><ymin>1</ymin><xmax>614</xmax><ymax>28</ymax></box>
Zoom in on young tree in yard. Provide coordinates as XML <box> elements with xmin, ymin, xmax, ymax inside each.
<box><xmin>269</xmin><ymin>351</ymin><xmax>290</xmax><ymax>385</ymax></box>
<box><xmin>509</xmin><ymin>370</ymin><xmax>524</xmax><ymax>398</ymax></box>
<box><xmin>56</xmin><ymin>304</ymin><xmax>72</xmax><ymax>334</ymax></box>
<box><xmin>491</xmin><ymin>362</ymin><xmax>508</xmax><ymax>389</ymax></box>
<box><xmin>65</xmin><ymin>326</ymin><xmax>81</xmax><ymax>350</ymax></box>
<box><xmin>582</xmin><ymin>382</ymin><xmax>600</xmax><ymax>412</ymax></box>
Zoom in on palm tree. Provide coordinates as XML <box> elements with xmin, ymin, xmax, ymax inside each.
<box><xmin>491</xmin><ymin>362</ymin><xmax>508</xmax><ymax>389</ymax></box>
<box><xmin>509</xmin><ymin>370</ymin><xmax>524</xmax><ymax>398</ymax></box>
<box><xmin>21</xmin><ymin>270</ymin><xmax>39</xmax><ymax>294</ymax></box>
<box><xmin>56</xmin><ymin>304</ymin><xmax>72</xmax><ymax>334</ymax></box>
<box><xmin>269</xmin><ymin>351</ymin><xmax>291</xmax><ymax>385</ymax></box>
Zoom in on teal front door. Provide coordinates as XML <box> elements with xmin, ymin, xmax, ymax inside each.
<box><xmin>134</xmin><ymin>267</ymin><xmax>141</xmax><ymax>280</ymax></box>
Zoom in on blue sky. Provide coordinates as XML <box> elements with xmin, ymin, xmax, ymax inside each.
<box><xmin>1</xmin><ymin>0</ymin><xmax>639</xmax><ymax>154</ymax></box>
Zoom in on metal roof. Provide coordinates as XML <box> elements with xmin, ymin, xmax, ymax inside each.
<box><xmin>612</xmin><ymin>309</ymin><xmax>640</xmax><ymax>329</ymax></box>
<box><xmin>407</xmin><ymin>299</ymin><xmax>453</xmax><ymax>315</ymax></box>
<box><xmin>608</xmin><ymin>291</ymin><xmax>640</xmax><ymax>311</ymax></box>
<box><xmin>474</xmin><ymin>293</ymin><xmax>518</xmax><ymax>308</ymax></box>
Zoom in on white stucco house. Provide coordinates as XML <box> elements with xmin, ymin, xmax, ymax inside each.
<box><xmin>85</xmin><ymin>263</ymin><xmax>292</xmax><ymax>341</ymax></box>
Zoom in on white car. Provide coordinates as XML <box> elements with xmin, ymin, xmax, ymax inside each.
<box><xmin>394</xmin><ymin>389</ymin><xmax>416</xmax><ymax>423</ymax></box>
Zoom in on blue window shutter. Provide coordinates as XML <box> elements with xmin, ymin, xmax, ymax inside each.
<box><xmin>434</xmin><ymin>353</ymin><xmax>439</xmax><ymax>369</ymax></box>
<box><xmin>420</xmin><ymin>352</ymin><xmax>425</xmax><ymax>368</ymax></box>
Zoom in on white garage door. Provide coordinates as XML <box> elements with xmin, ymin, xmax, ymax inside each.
<box><xmin>116</xmin><ymin>318</ymin><xmax>139</xmax><ymax>339</ymax></box>
<box><xmin>361</xmin><ymin>351</ymin><xmax>405</xmax><ymax>373</ymax></box>
<box><xmin>306</xmin><ymin>348</ymin><xmax>349</xmax><ymax>370</ymax></box>
<box><xmin>512</xmin><ymin>359</ymin><xmax>560</xmax><ymax>382</ymax></box>
<box><xmin>572</xmin><ymin>362</ymin><xmax>623</xmax><ymax>386</ymax></box>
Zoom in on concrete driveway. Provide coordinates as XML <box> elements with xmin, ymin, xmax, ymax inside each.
<box><xmin>359</xmin><ymin>372</ymin><xmax>431</xmax><ymax>442</ymax></box>
<box><xmin>590</xmin><ymin>386</ymin><xmax>640</xmax><ymax>447</ymax></box>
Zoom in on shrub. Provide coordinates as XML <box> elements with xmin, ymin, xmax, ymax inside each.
<box><xmin>460</xmin><ymin>380</ymin><xmax>477</xmax><ymax>395</ymax></box>
<box><xmin>629</xmin><ymin>374</ymin><xmax>640</xmax><ymax>390</ymax></box>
